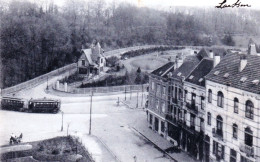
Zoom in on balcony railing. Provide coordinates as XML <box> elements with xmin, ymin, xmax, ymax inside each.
<box><xmin>212</xmin><ymin>128</ymin><xmax>224</xmax><ymax>141</ymax></box>
<box><xmin>186</xmin><ymin>102</ymin><xmax>198</xmax><ymax>114</ymax></box>
<box><xmin>165</xmin><ymin>114</ymin><xmax>177</xmax><ymax>124</ymax></box>
<box><xmin>182</xmin><ymin>124</ymin><xmax>195</xmax><ymax>134</ymax></box>
<box><xmin>240</xmin><ymin>143</ymin><xmax>254</xmax><ymax>157</ymax></box>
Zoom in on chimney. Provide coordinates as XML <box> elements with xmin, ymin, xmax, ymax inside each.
<box><xmin>213</xmin><ymin>54</ymin><xmax>220</xmax><ymax>67</ymax></box>
<box><xmin>239</xmin><ymin>55</ymin><xmax>247</xmax><ymax>72</ymax></box>
<box><xmin>209</xmin><ymin>50</ymin><xmax>214</xmax><ymax>59</ymax></box>
<box><xmin>175</xmin><ymin>54</ymin><xmax>183</xmax><ymax>69</ymax></box>
<box><xmin>249</xmin><ymin>44</ymin><xmax>257</xmax><ymax>55</ymax></box>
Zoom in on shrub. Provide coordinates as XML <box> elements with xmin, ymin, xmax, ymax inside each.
<box><xmin>51</xmin><ymin>149</ymin><xmax>60</xmax><ymax>155</ymax></box>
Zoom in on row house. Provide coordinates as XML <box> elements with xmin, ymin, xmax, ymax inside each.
<box><xmin>183</xmin><ymin>57</ymin><xmax>215</xmax><ymax>160</ymax></box>
<box><xmin>147</xmin><ymin>48</ymin><xmax>227</xmax><ymax>161</ymax></box>
<box><xmin>147</xmin><ymin>62</ymin><xmax>175</xmax><ymax>136</ymax></box>
<box><xmin>204</xmin><ymin>53</ymin><xmax>260</xmax><ymax>162</ymax></box>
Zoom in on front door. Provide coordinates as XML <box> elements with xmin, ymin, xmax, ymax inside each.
<box><xmin>155</xmin><ymin>117</ymin><xmax>159</xmax><ymax>132</ymax></box>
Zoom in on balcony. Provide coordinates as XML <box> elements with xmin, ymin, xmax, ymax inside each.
<box><xmin>186</xmin><ymin>102</ymin><xmax>198</xmax><ymax>114</ymax></box>
<box><xmin>240</xmin><ymin>143</ymin><xmax>254</xmax><ymax>157</ymax></box>
<box><xmin>182</xmin><ymin>124</ymin><xmax>195</xmax><ymax>134</ymax></box>
<box><xmin>165</xmin><ymin>114</ymin><xmax>177</xmax><ymax>124</ymax></box>
<box><xmin>212</xmin><ymin>128</ymin><xmax>224</xmax><ymax>141</ymax></box>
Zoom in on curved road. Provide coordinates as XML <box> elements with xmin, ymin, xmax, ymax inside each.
<box><xmin>0</xmin><ymin>74</ymin><xmax>171</xmax><ymax>162</ymax></box>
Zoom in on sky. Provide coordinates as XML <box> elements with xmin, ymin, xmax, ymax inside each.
<box><xmin>52</xmin><ymin>0</ymin><xmax>260</xmax><ymax>9</ymax></box>
<box><xmin>2</xmin><ymin>0</ymin><xmax>260</xmax><ymax>10</ymax></box>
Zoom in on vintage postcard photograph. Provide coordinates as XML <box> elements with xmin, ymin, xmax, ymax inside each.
<box><xmin>0</xmin><ymin>0</ymin><xmax>260</xmax><ymax>161</ymax></box>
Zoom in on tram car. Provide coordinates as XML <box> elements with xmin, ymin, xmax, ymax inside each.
<box><xmin>28</xmin><ymin>98</ymin><xmax>61</xmax><ymax>113</ymax></box>
<box><xmin>0</xmin><ymin>97</ymin><xmax>25</xmax><ymax>111</ymax></box>
<box><xmin>0</xmin><ymin>97</ymin><xmax>60</xmax><ymax>113</ymax></box>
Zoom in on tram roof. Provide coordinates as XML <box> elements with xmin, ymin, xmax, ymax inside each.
<box><xmin>29</xmin><ymin>98</ymin><xmax>60</xmax><ymax>103</ymax></box>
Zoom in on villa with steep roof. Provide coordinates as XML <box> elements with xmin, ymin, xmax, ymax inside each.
<box><xmin>77</xmin><ymin>42</ymin><xmax>106</xmax><ymax>76</ymax></box>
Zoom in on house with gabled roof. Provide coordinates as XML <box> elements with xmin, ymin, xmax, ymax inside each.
<box><xmin>147</xmin><ymin>48</ymin><xmax>225</xmax><ymax>161</ymax></box>
<box><xmin>183</xmin><ymin>57</ymin><xmax>215</xmax><ymax>160</ymax></box>
<box><xmin>77</xmin><ymin>42</ymin><xmax>106</xmax><ymax>76</ymax></box>
<box><xmin>204</xmin><ymin>53</ymin><xmax>260</xmax><ymax>162</ymax></box>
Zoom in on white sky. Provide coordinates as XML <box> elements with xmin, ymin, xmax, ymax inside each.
<box><xmin>2</xmin><ymin>0</ymin><xmax>260</xmax><ymax>10</ymax></box>
<box><xmin>56</xmin><ymin>0</ymin><xmax>260</xmax><ymax>9</ymax></box>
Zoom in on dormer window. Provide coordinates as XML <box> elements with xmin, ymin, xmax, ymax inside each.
<box><xmin>240</xmin><ymin>77</ymin><xmax>247</xmax><ymax>82</ymax></box>
<box><xmin>199</xmin><ymin>78</ymin><xmax>203</xmax><ymax>82</ymax></box>
<box><xmin>177</xmin><ymin>72</ymin><xmax>182</xmax><ymax>76</ymax></box>
<box><xmin>252</xmin><ymin>80</ymin><xmax>259</xmax><ymax>85</ymax></box>
<box><xmin>189</xmin><ymin>75</ymin><xmax>194</xmax><ymax>79</ymax></box>
<box><xmin>214</xmin><ymin>71</ymin><xmax>220</xmax><ymax>75</ymax></box>
<box><xmin>223</xmin><ymin>73</ymin><xmax>229</xmax><ymax>78</ymax></box>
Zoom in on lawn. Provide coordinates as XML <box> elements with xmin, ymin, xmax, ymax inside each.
<box><xmin>122</xmin><ymin>49</ymin><xmax>192</xmax><ymax>73</ymax></box>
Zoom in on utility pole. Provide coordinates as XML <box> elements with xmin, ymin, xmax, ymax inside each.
<box><xmin>130</xmin><ymin>86</ymin><xmax>132</xmax><ymax>100</ymax></box>
<box><xmin>125</xmin><ymin>86</ymin><xmax>126</xmax><ymax>100</ymax></box>
<box><xmin>136</xmin><ymin>91</ymin><xmax>139</xmax><ymax>108</ymax></box>
<box><xmin>141</xmin><ymin>84</ymin><xmax>143</xmax><ymax>107</ymax></box>
<box><xmin>89</xmin><ymin>91</ymin><xmax>93</xmax><ymax>135</ymax></box>
<box><xmin>61</xmin><ymin>111</ymin><xmax>64</xmax><ymax>131</ymax></box>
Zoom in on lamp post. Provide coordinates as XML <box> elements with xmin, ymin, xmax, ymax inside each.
<box><xmin>46</xmin><ymin>76</ymin><xmax>49</xmax><ymax>90</ymax></box>
<box><xmin>89</xmin><ymin>91</ymin><xmax>93</xmax><ymax>135</ymax></box>
<box><xmin>136</xmin><ymin>91</ymin><xmax>139</xmax><ymax>108</ymax></box>
<box><xmin>61</xmin><ymin>111</ymin><xmax>64</xmax><ymax>131</ymax></box>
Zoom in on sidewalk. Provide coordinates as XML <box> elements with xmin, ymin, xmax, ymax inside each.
<box><xmin>71</xmin><ymin>132</ymin><xmax>118</xmax><ymax>162</ymax></box>
<box><xmin>129</xmin><ymin>113</ymin><xmax>199</xmax><ymax>162</ymax></box>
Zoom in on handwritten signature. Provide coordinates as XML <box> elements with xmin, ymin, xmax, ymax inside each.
<box><xmin>216</xmin><ymin>0</ymin><xmax>251</xmax><ymax>9</ymax></box>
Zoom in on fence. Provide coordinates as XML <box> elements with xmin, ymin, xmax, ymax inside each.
<box><xmin>2</xmin><ymin>63</ymin><xmax>77</xmax><ymax>95</ymax></box>
<box><xmin>54</xmin><ymin>83</ymin><xmax>149</xmax><ymax>95</ymax></box>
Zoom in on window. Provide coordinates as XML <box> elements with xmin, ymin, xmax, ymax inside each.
<box><xmin>156</xmin><ymin>85</ymin><xmax>161</xmax><ymax>95</ymax></box>
<box><xmin>230</xmin><ymin>149</ymin><xmax>237</xmax><ymax>162</ymax></box>
<box><xmin>245</xmin><ymin>127</ymin><xmax>253</xmax><ymax>147</ymax></box>
<box><xmin>184</xmin><ymin>90</ymin><xmax>188</xmax><ymax>102</ymax></box>
<box><xmin>100</xmin><ymin>58</ymin><xmax>103</xmax><ymax>63</ymax></box>
<box><xmin>161</xmin><ymin>121</ymin><xmax>165</xmax><ymax>132</ymax></box>
<box><xmin>149</xmin><ymin>114</ymin><xmax>153</xmax><ymax>124</ymax></box>
<box><xmin>207</xmin><ymin>112</ymin><xmax>211</xmax><ymax>125</ymax></box>
<box><xmin>161</xmin><ymin>102</ymin><xmax>165</xmax><ymax>113</ymax></box>
<box><xmin>252</xmin><ymin>79</ymin><xmax>259</xmax><ymax>85</ymax></box>
<box><xmin>224</xmin><ymin>73</ymin><xmax>229</xmax><ymax>78</ymax></box>
<box><xmin>201</xmin><ymin>96</ymin><xmax>205</xmax><ymax>110</ymax></box>
<box><xmin>82</xmin><ymin>60</ymin><xmax>85</xmax><ymax>66</ymax></box>
<box><xmin>208</xmin><ymin>89</ymin><xmax>212</xmax><ymax>103</ymax></box>
<box><xmin>240</xmin><ymin>77</ymin><xmax>247</xmax><ymax>82</ymax></box>
<box><xmin>156</xmin><ymin>100</ymin><xmax>159</xmax><ymax>109</ymax></box>
<box><xmin>233</xmin><ymin>124</ymin><xmax>238</xmax><ymax>139</ymax></box>
<box><xmin>217</xmin><ymin>91</ymin><xmax>224</xmax><ymax>108</ymax></box>
<box><xmin>245</xmin><ymin>100</ymin><xmax>254</xmax><ymax>120</ymax></box>
<box><xmin>162</xmin><ymin>86</ymin><xmax>166</xmax><ymax>95</ymax></box>
<box><xmin>213</xmin><ymin>140</ymin><xmax>224</xmax><ymax>160</ymax></box>
<box><xmin>216</xmin><ymin>115</ymin><xmax>223</xmax><ymax>136</ymax></box>
<box><xmin>178</xmin><ymin>88</ymin><xmax>182</xmax><ymax>100</ymax></box>
<box><xmin>241</xmin><ymin>155</ymin><xmax>253</xmax><ymax>162</ymax></box>
<box><xmin>152</xmin><ymin>82</ymin><xmax>155</xmax><ymax>90</ymax></box>
<box><xmin>190</xmin><ymin>114</ymin><xmax>195</xmax><ymax>129</ymax></box>
<box><xmin>191</xmin><ymin>93</ymin><xmax>196</xmax><ymax>104</ymax></box>
<box><xmin>234</xmin><ymin>98</ymin><xmax>239</xmax><ymax>113</ymax></box>
<box><xmin>214</xmin><ymin>71</ymin><xmax>220</xmax><ymax>75</ymax></box>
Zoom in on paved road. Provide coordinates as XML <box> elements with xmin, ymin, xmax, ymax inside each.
<box><xmin>0</xmin><ymin>76</ymin><xmax>172</xmax><ymax>162</ymax></box>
